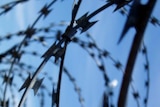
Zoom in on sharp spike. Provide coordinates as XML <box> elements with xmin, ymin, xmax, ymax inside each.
<box><xmin>32</xmin><ymin>78</ymin><xmax>44</xmax><ymax>95</ymax></box>
<box><xmin>19</xmin><ymin>75</ymin><xmax>31</xmax><ymax>91</ymax></box>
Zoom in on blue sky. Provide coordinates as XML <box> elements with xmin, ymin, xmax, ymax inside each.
<box><xmin>0</xmin><ymin>0</ymin><xmax>160</xmax><ymax>107</ymax></box>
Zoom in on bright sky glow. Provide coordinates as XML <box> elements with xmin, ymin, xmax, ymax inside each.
<box><xmin>109</xmin><ymin>79</ymin><xmax>118</xmax><ymax>88</ymax></box>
